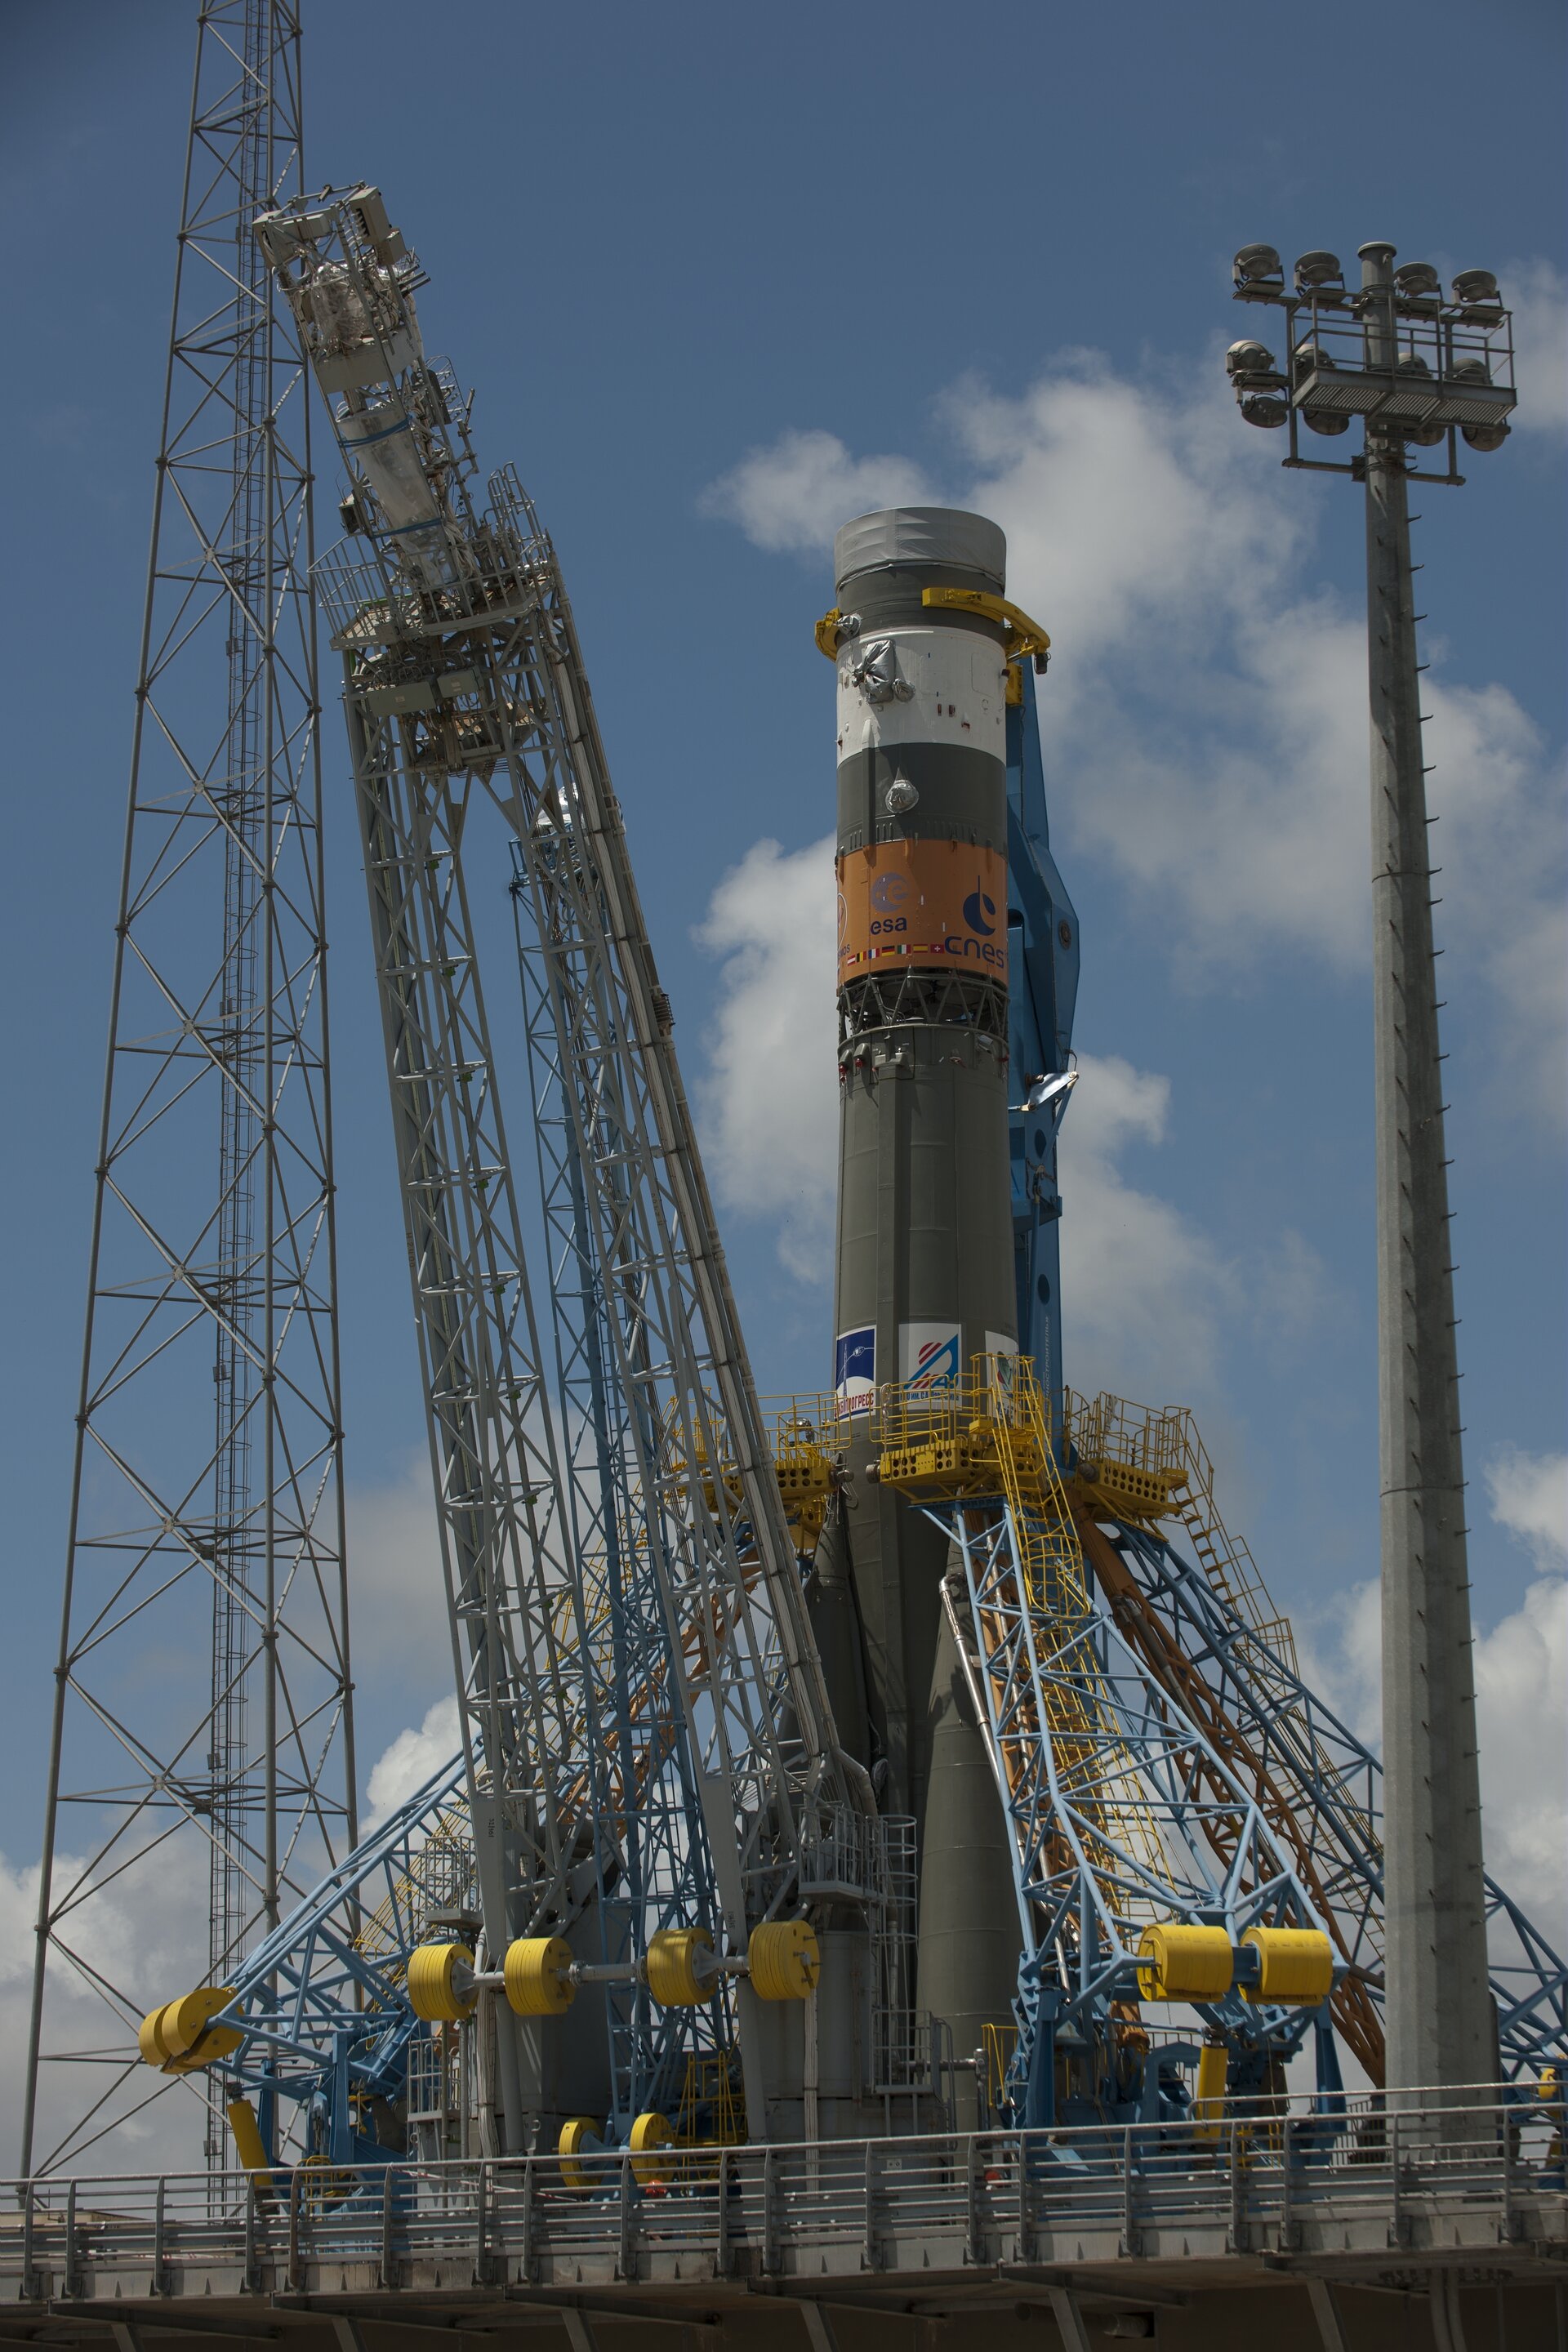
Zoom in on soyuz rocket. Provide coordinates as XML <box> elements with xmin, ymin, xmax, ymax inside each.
<box><xmin>811</xmin><ymin>508</ymin><xmax>1030</xmax><ymax>2103</ymax></box>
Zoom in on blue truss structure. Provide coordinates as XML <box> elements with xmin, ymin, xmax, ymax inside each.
<box><xmin>1006</xmin><ymin>666</ymin><xmax>1078</xmax><ymax>1413</ymax></box>
<box><xmin>1094</xmin><ymin>1514</ymin><xmax>1568</xmax><ymax>2087</ymax></box>
<box><xmin>921</xmin><ymin>1486</ymin><xmax>1337</xmax><ymax>2127</ymax></box>
<box><xmin>186</xmin><ymin>1753</ymin><xmax>467</xmax><ymax>2166</ymax></box>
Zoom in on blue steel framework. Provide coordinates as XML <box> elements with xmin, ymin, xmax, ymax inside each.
<box><xmin>1090</xmin><ymin>1513</ymin><xmax>1566</xmax><ymax>2087</ymax></box>
<box><xmin>1006</xmin><ymin>668</ymin><xmax>1079</xmax><ymax>1410</ymax></box>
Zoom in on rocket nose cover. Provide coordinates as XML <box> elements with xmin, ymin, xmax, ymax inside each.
<box><xmin>834</xmin><ymin>508</ymin><xmax>1007</xmax><ymax>595</ymax></box>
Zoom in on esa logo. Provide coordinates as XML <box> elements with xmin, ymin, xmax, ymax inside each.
<box><xmin>869</xmin><ymin>871</ymin><xmax>910</xmax><ymax>938</ymax></box>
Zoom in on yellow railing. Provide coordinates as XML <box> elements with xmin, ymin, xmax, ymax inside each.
<box><xmin>1062</xmin><ymin>1390</ymin><xmax>1298</xmax><ymax>1671</ymax></box>
<box><xmin>871</xmin><ymin>1356</ymin><xmax>1170</xmax><ymax>1944</ymax></box>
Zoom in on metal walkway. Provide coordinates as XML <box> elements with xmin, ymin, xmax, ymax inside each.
<box><xmin>5</xmin><ymin>2091</ymin><xmax>1563</xmax><ymax>2341</ymax></box>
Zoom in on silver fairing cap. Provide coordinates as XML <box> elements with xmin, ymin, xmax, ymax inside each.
<box><xmin>834</xmin><ymin>507</ymin><xmax>1006</xmax><ymax>596</ymax></box>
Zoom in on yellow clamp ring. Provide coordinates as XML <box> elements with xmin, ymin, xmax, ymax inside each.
<box><xmin>645</xmin><ymin>1926</ymin><xmax>714</xmax><ymax>2007</ymax></box>
<box><xmin>748</xmin><ymin>1918</ymin><xmax>821</xmax><ymax>2001</ymax></box>
<box><xmin>1241</xmin><ymin>1926</ymin><xmax>1334</xmax><ymax>2006</ymax></box>
<box><xmin>406</xmin><ymin>1940</ymin><xmax>477</xmax><ymax>2024</ymax></box>
<box><xmin>1135</xmin><ymin>1922</ymin><xmax>1234</xmax><ymax>2002</ymax></box>
<box><xmin>558</xmin><ymin>2114</ymin><xmax>604</xmax><ymax>2193</ymax></box>
<box><xmin>504</xmin><ymin>1935</ymin><xmax>576</xmax><ymax>2017</ymax></box>
<box><xmin>629</xmin><ymin>2109</ymin><xmax>675</xmax><ymax>2186</ymax></box>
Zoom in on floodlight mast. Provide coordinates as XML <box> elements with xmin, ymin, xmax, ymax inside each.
<box><xmin>1227</xmin><ymin>238</ymin><xmax>1517</xmax><ymax>2122</ymax></box>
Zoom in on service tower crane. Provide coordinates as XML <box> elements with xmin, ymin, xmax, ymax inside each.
<box><xmin>244</xmin><ymin>184</ymin><xmax>879</xmax><ymax>2153</ymax></box>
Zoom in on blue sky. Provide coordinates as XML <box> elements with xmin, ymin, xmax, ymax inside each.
<box><xmin>2</xmin><ymin>0</ymin><xmax>1564</xmax><ymax>2082</ymax></box>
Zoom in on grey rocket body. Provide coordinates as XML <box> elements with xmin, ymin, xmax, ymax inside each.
<box><xmin>813</xmin><ymin>507</ymin><xmax>1021</xmax><ymax>2105</ymax></box>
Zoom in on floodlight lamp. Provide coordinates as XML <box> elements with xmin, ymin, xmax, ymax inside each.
<box><xmin>1292</xmin><ymin>338</ymin><xmax>1334</xmax><ymax>377</ymax></box>
<box><xmin>1395</xmin><ymin>348</ymin><xmax>1432</xmax><ymax>377</ymax></box>
<box><xmin>1393</xmin><ymin>262</ymin><xmax>1441</xmax><ymax>299</ymax></box>
<box><xmin>1303</xmin><ymin>411</ymin><xmax>1350</xmax><ymax>438</ymax></box>
<box><xmin>1233</xmin><ymin>243</ymin><xmax>1283</xmax><ymax>290</ymax></box>
<box><xmin>1294</xmin><ymin>250</ymin><xmax>1343</xmax><ymax>290</ymax></box>
<box><xmin>1451</xmin><ymin>269</ymin><xmax>1504</xmax><ymax>325</ymax></box>
<box><xmin>1462</xmin><ymin>421</ymin><xmax>1510</xmax><ymax>452</ymax></box>
<box><xmin>1226</xmin><ymin>338</ymin><xmax>1279</xmax><ymax>381</ymax></box>
<box><xmin>1240</xmin><ymin>393</ymin><xmax>1288</xmax><ymax>429</ymax></box>
<box><xmin>1449</xmin><ymin>356</ymin><xmax>1492</xmax><ymax>385</ymax></box>
<box><xmin>1405</xmin><ymin>421</ymin><xmax>1446</xmax><ymax>448</ymax></box>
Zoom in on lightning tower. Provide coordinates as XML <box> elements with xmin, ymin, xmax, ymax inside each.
<box><xmin>21</xmin><ymin>0</ymin><xmax>354</xmax><ymax>2178</ymax></box>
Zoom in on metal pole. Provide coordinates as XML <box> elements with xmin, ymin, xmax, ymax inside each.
<box><xmin>1360</xmin><ymin>240</ymin><xmax>1491</xmax><ymax>2114</ymax></box>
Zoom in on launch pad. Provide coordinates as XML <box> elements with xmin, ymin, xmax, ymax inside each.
<box><xmin>16</xmin><ymin>7</ymin><xmax>1566</xmax><ymax>2345</ymax></box>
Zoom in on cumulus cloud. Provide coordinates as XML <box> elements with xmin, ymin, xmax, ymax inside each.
<box><xmin>699</xmin><ymin>428</ymin><xmax>934</xmax><ymax>556</ymax></box>
<box><xmin>1295</xmin><ymin>1448</ymin><xmax>1568</xmax><ymax>1949</ymax></box>
<box><xmin>365</xmin><ymin>1695</ymin><xmax>463</xmax><ymax>1831</ymax></box>
<box><xmin>345</xmin><ymin>1452</ymin><xmax>451</xmax><ymax>1676</ymax></box>
<box><xmin>0</xmin><ymin>1841</ymin><xmax>210</xmax><ymax>2175</ymax></box>
<box><xmin>1503</xmin><ymin>258</ymin><xmax>1568</xmax><ymax>438</ymax></box>
<box><xmin>702</xmin><ymin>328</ymin><xmax>1567</xmax><ymax>1123</ymax></box>
<box><xmin>692</xmin><ymin>831</ymin><xmax>839</xmax><ymax>1280</ymax></box>
<box><xmin>1054</xmin><ymin>1053</ymin><xmax>1236</xmax><ymax>1403</ymax></box>
<box><xmin>1485</xmin><ymin>1444</ymin><xmax>1568</xmax><ymax>1573</ymax></box>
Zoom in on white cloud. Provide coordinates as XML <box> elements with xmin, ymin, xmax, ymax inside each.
<box><xmin>1294</xmin><ymin>1454</ymin><xmax>1568</xmax><ymax>1950</ymax></box>
<box><xmin>1473</xmin><ymin>1572</ymin><xmax>1568</xmax><ymax>1940</ymax></box>
<box><xmin>698</xmin><ymin>428</ymin><xmax>933</xmax><ymax>556</ymax></box>
<box><xmin>1503</xmin><ymin>258</ymin><xmax>1567</xmax><ymax>438</ymax></box>
<box><xmin>692</xmin><ymin>831</ymin><xmax>839</xmax><ymax>1281</ymax></box>
<box><xmin>702</xmin><ymin>326</ymin><xmax>1567</xmax><ymax>1125</ymax></box>
<box><xmin>366</xmin><ymin>1695</ymin><xmax>462</xmax><ymax>1831</ymax></box>
<box><xmin>0</xmin><ymin>1841</ymin><xmax>210</xmax><ymax>2176</ymax></box>
<box><xmin>1485</xmin><ymin>1445</ymin><xmax>1568</xmax><ymax>1573</ymax></box>
<box><xmin>1056</xmin><ymin>1053</ymin><xmax>1236</xmax><ymax>1404</ymax></box>
<box><xmin>345</xmin><ymin>1452</ymin><xmax>452</xmax><ymax>1676</ymax></box>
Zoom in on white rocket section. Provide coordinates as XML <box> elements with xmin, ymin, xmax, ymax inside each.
<box><xmin>835</xmin><ymin>626</ymin><xmax>1007</xmax><ymax>764</ymax></box>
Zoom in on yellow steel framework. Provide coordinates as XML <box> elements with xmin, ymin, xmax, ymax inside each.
<box><xmin>871</xmin><ymin>1358</ymin><xmax>1171</xmax><ymax>1949</ymax></box>
<box><xmin>1062</xmin><ymin>1391</ymin><xmax>1298</xmax><ymax>1669</ymax></box>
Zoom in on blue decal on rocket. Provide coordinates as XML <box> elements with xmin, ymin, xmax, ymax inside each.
<box><xmin>962</xmin><ymin>881</ymin><xmax>997</xmax><ymax>936</ymax></box>
<box><xmin>908</xmin><ymin>1330</ymin><xmax>961</xmax><ymax>1392</ymax></box>
<box><xmin>834</xmin><ymin>1325</ymin><xmax>876</xmax><ymax>1416</ymax></box>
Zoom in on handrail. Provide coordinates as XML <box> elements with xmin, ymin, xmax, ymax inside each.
<box><xmin>5</xmin><ymin>2089</ymin><xmax>1560</xmax><ymax>2293</ymax></box>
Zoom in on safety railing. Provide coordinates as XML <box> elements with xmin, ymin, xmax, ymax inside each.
<box><xmin>7</xmin><ymin>2091</ymin><xmax>1559</xmax><ymax>2294</ymax></box>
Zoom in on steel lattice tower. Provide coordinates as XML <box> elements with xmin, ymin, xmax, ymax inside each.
<box><xmin>21</xmin><ymin>0</ymin><xmax>355</xmax><ymax>2178</ymax></box>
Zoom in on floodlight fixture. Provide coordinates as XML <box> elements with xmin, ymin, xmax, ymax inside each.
<box><xmin>1232</xmin><ymin>243</ymin><xmax>1283</xmax><ymax>291</ymax></box>
<box><xmin>1294</xmin><ymin>248</ymin><xmax>1343</xmax><ymax>290</ymax></box>
<box><xmin>1394</xmin><ymin>261</ymin><xmax>1443</xmax><ymax>300</ymax></box>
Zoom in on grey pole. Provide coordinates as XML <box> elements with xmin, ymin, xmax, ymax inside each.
<box><xmin>1358</xmin><ymin>241</ymin><xmax>1492</xmax><ymax>2114</ymax></box>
